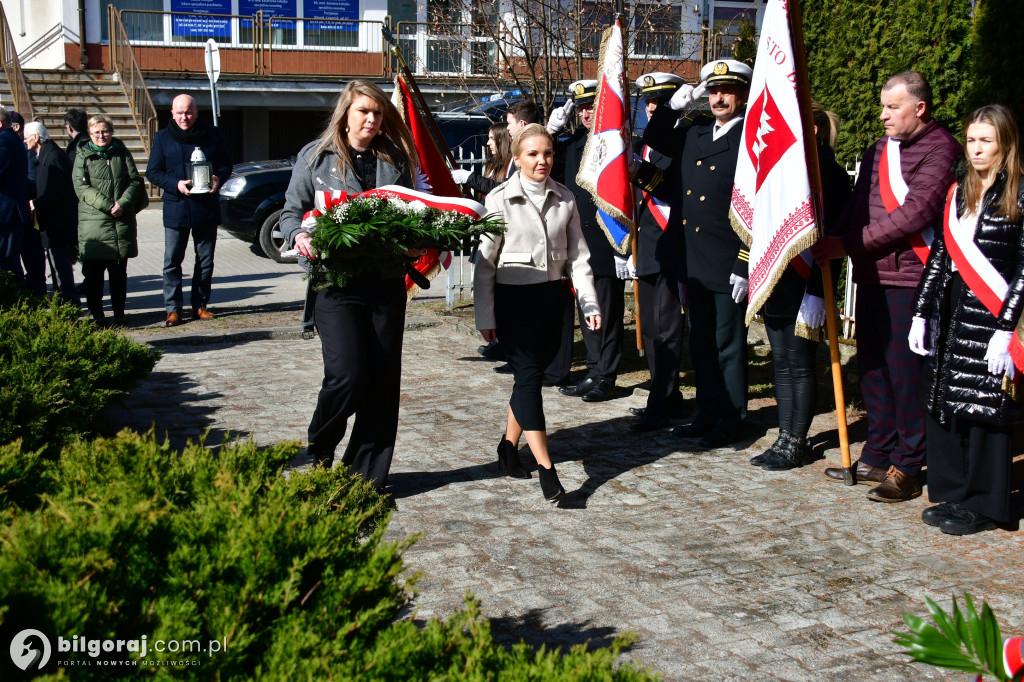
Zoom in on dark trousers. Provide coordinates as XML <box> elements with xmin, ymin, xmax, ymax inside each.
<box><xmin>579</xmin><ymin>274</ymin><xmax>625</xmax><ymax>381</ymax></box>
<box><xmin>765</xmin><ymin>316</ymin><xmax>818</xmax><ymax>438</ymax></box>
<box><xmin>20</xmin><ymin>225</ymin><xmax>46</xmax><ymax>297</ymax></box>
<box><xmin>0</xmin><ymin>221</ymin><xmax>24</xmax><ymax>284</ymax></box>
<box><xmin>496</xmin><ymin>280</ymin><xmax>567</xmax><ymax>431</ymax></box>
<box><xmin>925</xmin><ymin>413</ymin><xmax>1012</xmax><ymax>522</ymax></box>
<box><xmin>163</xmin><ymin>224</ymin><xmax>217</xmax><ymax>312</ymax></box>
<box><xmin>308</xmin><ymin>277</ymin><xmax>407</xmax><ymax>491</ymax></box>
<box><xmin>687</xmin><ymin>281</ymin><xmax>748</xmax><ymax>427</ymax></box>
<box><xmin>544</xmin><ymin>279</ymin><xmax>575</xmax><ymax>385</ymax></box>
<box><xmin>855</xmin><ymin>284</ymin><xmax>926</xmax><ymax>476</ymax></box>
<box><xmin>637</xmin><ymin>272</ymin><xmax>684</xmax><ymax>418</ymax></box>
<box><xmin>82</xmin><ymin>259</ymin><xmax>128</xmax><ymax>320</ymax></box>
<box><xmin>45</xmin><ymin>243</ymin><xmax>81</xmax><ymax>307</ymax></box>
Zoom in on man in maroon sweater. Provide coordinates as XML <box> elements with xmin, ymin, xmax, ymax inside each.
<box><xmin>812</xmin><ymin>71</ymin><xmax>961</xmax><ymax>502</ymax></box>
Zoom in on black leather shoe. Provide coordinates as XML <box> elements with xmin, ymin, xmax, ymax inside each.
<box><xmin>824</xmin><ymin>459</ymin><xmax>888</xmax><ymax>486</ymax></box>
<box><xmin>629</xmin><ymin>414</ymin><xmax>668</xmax><ymax>432</ymax></box>
<box><xmin>939</xmin><ymin>507</ymin><xmax>997</xmax><ymax>535</ymax></box>
<box><xmin>698</xmin><ymin>427</ymin><xmax>739</xmax><ymax>449</ymax></box>
<box><xmin>581</xmin><ymin>379</ymin><xmax>615</xmax><ymax>402</ymax></box>
<box><xmin>922</xmin><ymin>502</ymin><xmax>959</xmax><ymax>528</ymax></box>
<box><xmin>477</xmin><ymin>340</ymin><xmax>505</xmax><ymax>361</ymax></box>
<box><xmin>672</xmin><ymin>420</ymin><xmax>714</xmax><ymax>439</ymax></box>
<box><xmin>761</xmin><ymin>432</ymin><xmax>809</xmax><ymax>470</ymax></box>
<box><xmin>630</xmin><ymin>401</ymin><xmax>685</xmax><ymax>419</ymax></box>
<box><xmin>494</xmin><ymin>363</ymin><xmax>513</xmax><ymax>374</ymax></box>
<box><xmin>537</xmin><ymin>464</ymin><xmax>566</xmax><ymax>502</ymax></box>
<box><xmin>750</xmin><ymin>430</ymin><xmax>787</xmax><ymax>466</ymax></box>
<box><xmin>559</xmin><ymin>377</ymin><xmax>595</xmax><ymax>397</ymax></box>
<box><xmin>629</xmin><ymin>406</ymin><xmax>646</xmax><ymax>417</ymax></box>
<box><xmin>496</xmin><ymin>435</ymin><xmax>531</xmax><ymax>479</ymax></box>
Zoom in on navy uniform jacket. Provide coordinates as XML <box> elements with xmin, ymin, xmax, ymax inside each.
<box><xmin>0</xmin><ymin>127</ymin><xmax>30</xmax><ymax>228</ymax></box>
<box><xmin>641</xmin><ymin>108</ymin><xmax>748</xmax><ymax>293</ymax></box>
<box><xmin>554</xmin><ymin>127</ymin><xmax>616</xmax><ymax>277</ymax></box>
<box><xmin>632</xmin><ymin>137</ymin><xmax>684</xmax><ymax>280</ymax></box>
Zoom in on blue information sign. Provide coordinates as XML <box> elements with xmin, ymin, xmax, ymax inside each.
<box><xmin>306</xmin><ymin>0</ymin><xmax>359</xmax><ymax>31</ymax></box>
<box><xmin>238</xmin><ymin>0</ymin><xmax>297</xmax><ymax>30</ymax></box>
<box><xmin>171</xmin><ymin>0</ymin><xmax>231</xmax><ymax>38</ymax></box>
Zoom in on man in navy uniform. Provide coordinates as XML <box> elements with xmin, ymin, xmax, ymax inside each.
<box><xmin>641</xmin><ymin>59</ymin><xmax>752</xmax><ymax>448</ymax></box>
<box><xmin>550</xmin><ymin>79</ymin><xmax>630</xmax><ymax>402</ymax></box>
<box><xmin>628</xmin><ymin>72</ymin><xmax>688</xmax><ymax>431</ymax></box>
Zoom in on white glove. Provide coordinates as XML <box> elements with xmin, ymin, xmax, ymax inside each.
<box><xmin>796</xmin><ymin>293</ymin><xmax>827</xmax><ymax>330</ymax></box>
<box><xmin>667</xmin><ymin>81</ymin><xmax>707</xmax><ymax>111</ymax></box>
<box><xmin>985</xmin><ymin>329</ymin><xmax>1015</xmax><ymax>378</ymax></box>
<box><xmin>729</xmin><ymin>273</ymin><xmax>748</xmax><ymax>304</ymax></box>
<box><xmin>626</xmin><ymin>256</ymin><xmax>636</xmax><ymax>279</ymax></box>
<box><xmin>628</xmin><ymin>153</ymin><xmax>641</xmax><ymax>175</ymax></box>
<box><xmin>415</xmin><ymin>168</ymin><xmax>433</xmax><ymax>193</ymax></box>
<box><xmin>613</xmin><ymin>254</ymin><xmax>630</xmax><ymax>280</ymax></box>
<box><xmin>908</xmin><ymin>316</ymin><xmax>929</xmax><ymax>357</ymax></box>
<box><xmin>546</xmin><ymin>100</ymin><xmax>575</xmax><ymax>134</ymax></box>
<box><xmin>450</xmin><ymin>168</ymin><xmax>472</xmax><ymax>184</ymax></box>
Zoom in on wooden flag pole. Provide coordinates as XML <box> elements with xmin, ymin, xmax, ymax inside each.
<box><xmin>787</xmin><ymin>0</ymin><xmax>853</xmax><ymax>483</ymax></box>
<box><xmin>616</xmin><ymin>11</ymin><xmax>644</xmax><ymax>356</ymax></box>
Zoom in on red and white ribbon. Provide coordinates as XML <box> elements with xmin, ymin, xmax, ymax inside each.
<box><xmin>301</xmin><ymin>185</ymin><xmax>487</xmax><ymax>230</ymax></box>
<box><xmin>641</xmin><ymin>145</ymin><xmax>671</xmax><ymax>231</ymax></box>
<box><xmin>879</xmin><ymin>137</ymin><xmax>932</xmax><ymax>264</ymax></box>
<box><xmin>943</xmin><ymin>184</ymin><xmax>1009</xmax><ymax>318</ymax></box>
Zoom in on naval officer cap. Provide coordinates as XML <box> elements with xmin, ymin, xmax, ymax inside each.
<box><xmin>635</xmin><ymin>72</ymin><xmax>686</xmax><ymax>98</ymax></box>
<box><xmin>568</xmin><ymin>79</ymin><xmax>599</xmax><ymax>105</ymax></box>
<box><xmin>700</xmin><ymin>59</ymin><xmax>753</xmax><ymax>87</ymax></box>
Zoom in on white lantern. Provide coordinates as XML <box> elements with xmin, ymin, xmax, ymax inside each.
<box><xmin>189</xmin><ymin>146</ymin><xmax>212</xmax><ymax>194</ymax></box>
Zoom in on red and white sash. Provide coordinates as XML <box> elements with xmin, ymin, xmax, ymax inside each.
<box><xmin>641</xmin><ymin>145</ymin><xmax>671</xmax><ymax>231</ymax></box>
<box><xmin>943</xmin><ymin>184</ymin><xmax>1008</xmax><ymax>318</ymax></box>
<box><xmin>879</xmin><ymin>137</ymin><xmax>932</xmax><ymax>263</ymax></box>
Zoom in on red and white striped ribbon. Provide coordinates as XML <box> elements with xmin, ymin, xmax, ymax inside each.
<box><xmin>879</xmin><ymin>137</ymin><xmax>932</xmax><ymax>264</ymax></box>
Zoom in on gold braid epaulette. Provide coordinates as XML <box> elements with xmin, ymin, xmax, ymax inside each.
<box><xmin>633</xmin><ymin>163</ymin><xmax>664</xmax><ymax>193</ymax></box>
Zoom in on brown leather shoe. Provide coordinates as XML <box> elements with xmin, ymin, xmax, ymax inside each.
<box><xmin>165</xmin><ymin>311</ymin><xmax>182</xmax><ymax>327</ymax></box>
<box><xmin>824</xmin><ymin>459</ymin><xmax>887</xmax><ymax>486</ymax></box>
<box><xmin>193</xmin><ymin>307</ymin><xmax>215</xmax><ymax>321</ymax></box>
<box><xmin>865</xmin><ymin>466</ymin><xmax>922</xmax><ymax>503</ymax></box>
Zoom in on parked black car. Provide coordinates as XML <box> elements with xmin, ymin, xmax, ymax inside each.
<box><xmin>218</xmin><ymin>157</ymin><xmax>297</xmax><ymax>263</ymax></box>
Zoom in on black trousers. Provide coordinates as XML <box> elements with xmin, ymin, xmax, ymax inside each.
<box><xmin>765</xmin><ymin>316</ymin><xmax>818</xmax><ymax>438</ymax></box>
<box><xmin>496</xmin><ymin>280</ymin><xmax>567</xmax><ymax>431</ymax></box>
<box><xmin>925</xmin><ymin>413</ymin><xmax>1013</xmax><ymax>523</ymax></box>
<box><xmin>544</xmin><ymin>279</ymin><xmax>575</xmax><ymax>385</ymax></box>
<box><xmin>82</xmin><ymin>259</ymin><xmax>128</xmax><ymax>320</ymax></box>
<box><xmin>637</xmin><ymin>273</ymin><xmax>684</xmax><ymax>418</ymax></box>
<box><xmin>21</xmin><ymin>224</ymin><xmax>46</xmax><ymax>297</ymax></box>
<box><xmin>687</xmin><ymin>280</ymin><xmax>748</xmax><ymax>427</ymax></box>
<box><xmin>308</xmin><ymin>277</ymin><xmax>407</xmax><ymax>491</ymax></box>
<box><xmin>578</xmin><ymin>274</ymin><xmax>625</xmax><ymax>381</ymax></box>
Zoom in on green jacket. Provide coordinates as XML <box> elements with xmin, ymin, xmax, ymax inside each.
<box><xmin>73</xmin><ymin>138</ymin><xmax>145</xmax><ymax>262</ymax></box>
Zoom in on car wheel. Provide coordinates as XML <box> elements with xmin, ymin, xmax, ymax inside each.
<box><xmin>258</xmin><ymin>210</ymin><xmax>295</xmax><ymax>263</ymax></box>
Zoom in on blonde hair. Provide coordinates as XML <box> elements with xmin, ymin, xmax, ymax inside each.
<box><xmin>962</xmin><ymin>104</ymin><xmax>1022</xmax><ymax>222</ymax></box>
<box><xmin>310</xmin><ymin>80</ymin><xmax>419</xmax><ymax>181</ymax></box>
<box><xmin>510</xmin><ymin>123</ymin><xmax>552</xmax><ymax>158</ymax></box>
<box><xmin>87</xmin><ymin>114</ymin><xmax>115</xmax><ymax>134</ymax></box>
<box><xmin>811</xmin><ymin>102</ymin><xmax>839</xmax><ymax>150</ymax></box>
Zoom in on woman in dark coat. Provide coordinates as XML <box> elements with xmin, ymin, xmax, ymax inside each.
<box><xmin>280</xmin><ymin>80</ymin><xmax>423</xmax><ymax>493</ymax></box>
<box><xmin>909</xmin><ymin>103</ymin><xmax>1024</xmax><ymax>535</ymax></box>
<box><xmin>73</xmin><ymin>115</ymin><xmax>145</xmax><ymax>326</ymax></box>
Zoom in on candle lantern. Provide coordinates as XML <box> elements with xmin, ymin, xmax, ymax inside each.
<box><xmin>189</xmin><ymin>146</ymin><xmax>212</xmax><ymax>194</ymax></box>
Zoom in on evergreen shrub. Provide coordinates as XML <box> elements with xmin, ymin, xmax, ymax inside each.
<box><xmin>0</xmin><ymin>273</ymin><xmax>156</xmax><ymax>456</ymax></box>
<box><xmin>0</xmin><ymin>433</ymin><xmax>654</xmax><ymax>680</ymax></box>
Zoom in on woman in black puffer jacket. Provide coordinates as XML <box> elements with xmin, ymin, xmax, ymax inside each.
<box><xmin>909</xmin><ymin>104</ymin><xmax>1024</xmax><ymax>536</ymax></box>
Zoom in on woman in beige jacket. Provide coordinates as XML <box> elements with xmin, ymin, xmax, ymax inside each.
<box><xmin>474</xmin><ymin>123</ymin><xmax>602</xmax><ymax>503</ymax></box>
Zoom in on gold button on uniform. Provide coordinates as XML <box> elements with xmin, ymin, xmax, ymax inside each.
<box><xmin>686</xmin><ymin>190</ymin><xmax>691</xmax><ymax>195</ymax></box>
<box><xmin>696</xmin><ymin>227</ymin><xmax>700</xmax><ymax>232</ymax></box>
<box><xmin>699</xmin><ymin>195</ymin><xmax>705</xmax><ymax>201</ymax></box>
<box><xmin>710</xmin><ymin>165</ymin><xmax>716</xmax><ymax>171</ymax></box>
<box><xmin>696</xmin><ymin>160</ymin><xmax>702</xmax><ymax>166</ymax></box>
<box><xmin>682</xmin><ymin>219</ymin><xmax>687</xmax><ymax>225</ymax></box>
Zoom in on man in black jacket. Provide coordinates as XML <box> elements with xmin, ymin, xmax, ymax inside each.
<box><xmin>64</xmin><ymin>108</ymin><xmax>88</xmax><ymax>166</ymax></box>
<box><xmin>640</xmin><ymin>59</ymin><xmax>753</xmax><ymax>448</ymax></box>
<box><xmin>551</xmin><ymin>80</ymin><xmax>629</xmax><ymax>402</ymax></box>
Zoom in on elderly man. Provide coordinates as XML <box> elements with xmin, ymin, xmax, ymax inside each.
<box><xmin>25</xmin><ymin>122</ymin><xmax>81</xmax><ymax>307</ymax></box>
<box><xmin>812</xmin><ymin>71</ymin><xmax>961</xmax><ymax>502</ymax></box>
<box><xmin>0</xmin><ymin>106</ymin><xmax>31</xmax><ymax>283</ymax></box>
<box><xmin>146</xmin><ymin>94</ymin><xmax>231</xmax><ymax>326</ymax></box>
<box><xmin>640</xmin><ymin>59</ymin><xmax>753</xmax><ymax>447</ymax></box>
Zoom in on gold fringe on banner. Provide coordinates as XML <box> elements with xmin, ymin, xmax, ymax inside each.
<box><xmin>743</xmin><ymin>227</ymin><xmax>820</xmax><ymax>326</ymax></box>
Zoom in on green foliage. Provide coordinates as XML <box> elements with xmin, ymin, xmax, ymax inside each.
<box><xmin>309</xmin><ymin>196</ymin><xmax>505</xmax><ymax>289</ymax></box>
<box><xmin>0</xmin><ymin>433</ymin><xmax>655</xmax><ymax>680</ymax></box>
<box><xmin>966</xmin><ymin>0</ymin><xmax>1024</xmax><ymax>118</ymax></box>
<box><xmin>0</xmin><ymin>280</ymin><xmax>156</xmax><ymax>456</ymax></box>
<box><xmin>894</xmin><ymin>593</ymin><xmax>1012</xmax><ymax>681</ymax></box>
<box><xmin>733</xmin><ymin>21</ymin><xmax>758</xmax><ymax>66</ymax></box>
<box><xmin>802</xmin><ymin>0</ymin><xmax>974</xmax><ymax>165</ymax></box>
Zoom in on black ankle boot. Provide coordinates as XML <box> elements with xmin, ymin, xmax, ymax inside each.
<box><xmin>761</xmin><ymin>432</ymin><xmax>809</xmax><ymax>471</ymax></box>
<box><xmin>537</xmin><ymin>463</ymin><xmax>565</xmax><ymax>502</ymax></box>
<box><xmin>497</xmin><ymin>436</ymin><xmax>531</xmax><ymax>479</ymax></box>
<box><xmin>750</xmin><ymin>429</ymin><xmax>788</xmax><ymax>466</ymax></box>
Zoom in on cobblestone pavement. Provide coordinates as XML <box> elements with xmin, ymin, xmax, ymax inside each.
<box><xmin>101</xmin><ymin>213</ymin><xmax>1023</xmax><ymax>680</ymax></box>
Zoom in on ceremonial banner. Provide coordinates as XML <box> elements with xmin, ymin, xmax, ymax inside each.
<box><xmin>576</xmin><ymin>18</ymin><xmax>634</xmax><ymax>254</ymax></box>
<box><xmin>730</xmin><ymin>0</ymin><xmax>818</xmax><ymax>324</ymax></box>
<box><xmin>393</xmin><ymin>74</ymin><xmax>461</xmax><ymax>290</ymax></box>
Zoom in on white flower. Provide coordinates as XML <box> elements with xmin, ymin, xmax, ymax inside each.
<box><xmin>408</xmin><ymin>200</ymin><xmax>428</xmax><ymax>213</ymax></box>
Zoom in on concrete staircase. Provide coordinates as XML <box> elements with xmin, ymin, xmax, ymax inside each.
<box><xmin>2</xmin><ymin>69</ymin><xmax>152</xmax><ymax>185</ymax></box>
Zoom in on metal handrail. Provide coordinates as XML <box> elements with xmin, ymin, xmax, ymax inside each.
<box><xmin>107</xmin><ymin>4</ymin><xmax>157</xmax><ymax>154</ymax></box>
<box><xmin>0</xmin><ymin>3</ymin><xmax>35</xmax><ymax>121</ymax></box>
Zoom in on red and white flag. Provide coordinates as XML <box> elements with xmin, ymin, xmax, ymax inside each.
<box><xmin>730</xmin><ymin>0</ymin><xmax>818</xmax><ymax>324</ymax></box>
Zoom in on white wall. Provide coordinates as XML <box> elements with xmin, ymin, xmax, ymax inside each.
<box><xmin>3</xmin><ymin>0</ymin><xmax>81</xmax><ymax>68</ymax></box>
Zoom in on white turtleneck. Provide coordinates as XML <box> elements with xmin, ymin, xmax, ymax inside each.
<box><xmin>519</xmin><ymin>175</ymin><xmax>549</xmax><ymax>211</ymax></box>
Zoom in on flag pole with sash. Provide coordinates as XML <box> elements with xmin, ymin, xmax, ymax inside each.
<box><xmin>788</xmin><ymin>0</ymin><xmax>854</xmax><ymax>483</ymax></box>
<box><xmin>617</xmin><ymin>6</ymin><xmax>644</xmax><ymax>356</ymax></box>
